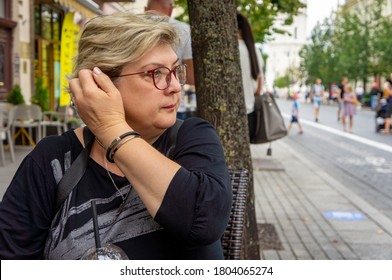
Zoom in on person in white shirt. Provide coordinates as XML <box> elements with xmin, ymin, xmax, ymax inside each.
<box><xmin>355</xmin><ymin>84</ymin><xmax>364</xmax><ymax>107</ymax></box>
<box><xmin>237</xmin><ymin>12</ymin><xmax>263</xmax><ymax>141</ymax></box>
<box><xmin>145</xmin><ymin>0</ymin><xmax>194</xmax><ymax>120</ymax></box>
<box><xmin>311</xmin><ymin>78</ymin><xmax>325</xmax><ymax>122</ymax></box>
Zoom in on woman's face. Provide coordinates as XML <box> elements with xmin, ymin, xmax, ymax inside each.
<box><xmin>115</xmin><ymin>43</ymin><xmax>181</xmax><ymax>137</ymax></box>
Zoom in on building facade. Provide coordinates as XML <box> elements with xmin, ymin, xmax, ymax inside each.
<box><xmin>344</xmin><ymin>0</ymin><xmax>392</xmax><ymax>18</ymax></box>
<box><xmin>0</xmin><ymin>0</ymin><xmax>146</xmax><ymax>109</ymax></box>
<box><xmin>265</xmin><ymin>0</ymin><xmax>308</xmax><ymax>93</ymax></box>
<box><xmin>0</xmin><ymin>0</ymin><xmax>17</xmax><ymax>101</ymax></box>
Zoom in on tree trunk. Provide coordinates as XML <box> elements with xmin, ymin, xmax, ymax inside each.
<box><xmin>187</xmin><ymin>0</ymin><xmax>260</xmax><ymax>259</ymax></box>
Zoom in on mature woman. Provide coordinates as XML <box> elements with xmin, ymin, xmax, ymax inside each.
<box><xmin>0</xmin><ymin>12</ymin><xmax>232</xmax><ymax>260</ymax></box>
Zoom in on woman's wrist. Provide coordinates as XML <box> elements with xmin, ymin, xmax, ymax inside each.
<box><xmin>106</xmin><ymin>131</ymin><xmax>142</xmax><ymax>163</ymax></box>
<box><xmin>96</xmin><ymin>123</ymin><xmax>135</xmax><ymax>149</ymax></box>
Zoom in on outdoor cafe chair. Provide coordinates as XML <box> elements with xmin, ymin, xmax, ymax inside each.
<box><xmin>0</xmin><ymin>105</ymin><xmax>16</xmax><ymax>166</ymax></box>
<box><xmin>222</xmin><ymin>168</ymin><xmax>249</xmax><ymax>260</ymax></box>
<box><xmin>11</xmin><ymin>104</ymin><xmax>42</xmax><ymax>147</ymax></box>
<box><xmin>41</xmin><ymin>105</ymin><xmax>71</xmax><ymax>138</ymax></box>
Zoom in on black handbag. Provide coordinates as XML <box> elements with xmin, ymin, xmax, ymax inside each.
<box><xmin>251</xmin><ymin>94</ymin><xmax>287</xmax><ymax>144</ymax></box>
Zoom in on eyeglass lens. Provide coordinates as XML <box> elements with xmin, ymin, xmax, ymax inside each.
<box><xmin>153</xmin><ymin>65</ymin><xmax>187</xmax><ymax>90</ymax></box>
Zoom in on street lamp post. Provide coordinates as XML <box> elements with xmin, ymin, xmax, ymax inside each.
<box><xmin>362</xmin><ymin>0</ymin><xmax>369</xmax><ymax>93</ymax></box>
<box><xmin>287</xmin><ymin>50</ymin><xmax>290</xmax><ymax>98</ymax></box>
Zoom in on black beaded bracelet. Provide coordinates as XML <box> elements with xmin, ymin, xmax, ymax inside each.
<box><xmin>106</xmin><ymin>131</ymin><xmax>141</xmax><ymax>163</ymax></box>
<box><xmin>108</xmin><ymin>134</ymin><xmax>141</xmax><ymax>162</ymax></box>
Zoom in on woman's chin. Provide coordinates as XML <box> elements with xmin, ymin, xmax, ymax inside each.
<box><xmin>156</xmin><ymin>113</ymin><xmax>178</xmax><ymax>129</ymax></box>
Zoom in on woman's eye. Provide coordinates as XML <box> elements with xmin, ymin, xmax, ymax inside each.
<box><xmin>153</xmin><ymin>69</ymin><xmax>164</xmax><ymax>78</ymax></box>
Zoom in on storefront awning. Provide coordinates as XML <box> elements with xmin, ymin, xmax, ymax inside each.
<box><xmin>55</xmin><ymin>0</ymin><xmax>102</xmax><ymax>19</ymax></box>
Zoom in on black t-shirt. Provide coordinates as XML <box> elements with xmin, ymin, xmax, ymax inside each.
<box><xmin>0</xmin><ymin>117</ymin><xmax>232</xmax><ymax>259</ymax></box>
<box><xmin>338</xmin><ymin>83</ymin><xmax>345</xmax><ymax>99</ymax></box>
<box><xmin>370</xmin><ymin>87</ymin><xmax>382</xmax><ymax>97</ymax></box>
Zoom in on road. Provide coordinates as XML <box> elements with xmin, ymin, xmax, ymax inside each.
<box><xmin>276</xmin><ymin>98</ymin><xmax>392</xmax><ymax>218</ymax></box>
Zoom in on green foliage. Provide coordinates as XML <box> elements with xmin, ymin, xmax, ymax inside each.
<box><xmin>274</xmin><ymin>74</ymin><xmax>290</xmax><ymax>88</ymax></box>
<box><xmin>7</xmin><ymin>84</ymin><xmax>25</xmax><ymax>105</ymax></box>
<box><xmin>175</xmin><ymin>0</ymin><xmax>305</xmax><ymax>43</ymax></box>
<box><xmin>299</xmin><ymin>18</ymin><xmax>338</xmax><ymax>88</ymax></box>
<box><xmin>372</xmin><ymin>11</ymin><xmax>392</xmax><ymax>77</ymax></box>
<box><xmin>236</xmin><ymin>0</ymin><xmax>305</xmax><ymax>43</ymax></box>
<box><xmin>301</xmin><ymin>0</ymin><xmax>392</xmax><ymax>89</ymax></box>
<box><xmin>32</xmin><ymin>76</ymin><xmax>49</xmax><ymax>112</ymax></box>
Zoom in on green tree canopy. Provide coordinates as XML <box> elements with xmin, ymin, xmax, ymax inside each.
<box><xmin>301</xmin><ymin>0</ymin><xmax>392</xmax><ymax>89</ymax></box>
<box><xmin>175</xmin><ymin>0</ymin><xmax>305</xmax><ymax>43</ymax></box>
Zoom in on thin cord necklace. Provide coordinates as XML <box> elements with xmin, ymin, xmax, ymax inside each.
<box><xmin>95</xmin><ymin>137</ymin><xmax>105</xmax><ymax>149</ymax></box>
<box><xmin>96</xmin><ymin>137</ymin><xmax>131</xmax><ymax>215</ymax></box>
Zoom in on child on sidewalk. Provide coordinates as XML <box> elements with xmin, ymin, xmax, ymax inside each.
<box><xmin>287</xmin><ymin>93</ymin><xmax>304</xmax><ymax>134</ymax></box>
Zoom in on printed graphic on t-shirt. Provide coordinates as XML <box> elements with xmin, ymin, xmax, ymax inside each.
<box><xmin>44</xmin><ymin>156</ymin><xmax>162</xmax><ymax>259</ymax></box>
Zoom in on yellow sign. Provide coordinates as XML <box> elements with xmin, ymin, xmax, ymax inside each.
<box><xmin>59</xmin><ymin>13</ymin><xmax>80</xmax><ymax>106</ymax></box>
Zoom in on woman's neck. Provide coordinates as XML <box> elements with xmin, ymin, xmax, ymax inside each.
<box><xmin>91</xmin><ymin>140</ymin><xmax>125</xmax><ymax>177</ymax></box>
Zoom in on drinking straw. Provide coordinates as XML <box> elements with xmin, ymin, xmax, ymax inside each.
<box><xmin>91</xmin><ymin>200</ymin><xmax>101</xmax><ymax>249</ymax></box>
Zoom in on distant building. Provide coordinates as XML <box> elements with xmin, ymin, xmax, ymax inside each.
<box><xmin>344</xmin><ymin>0</ymin><xmax>392</xmax><ymax>18</ymax></box>
<box><xmin>265</xmin><ymin>0</ymin><xmax>308</xmax><ymax>93</ymax></box>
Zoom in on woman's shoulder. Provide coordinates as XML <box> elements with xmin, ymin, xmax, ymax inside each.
<box><xmin>154</xmin><ymin>117</ymin><xmax>219</xmax><ymax>156</ymax></box>
<box><xmin>160</xmin><ymin>117</ymin><xmax>218</xmax><ymax>145</ymax></box>
<box><xmin>180</xmin><ymin>117</ymin><xmax>217</xmax><ymax>134</ymax></box>
<box><xmin>178</xmin><ymin>117</ymin><xmax>221</xmax><ymax>146</ymax></box>
<box><xmin>30</xmin><ymin>130</ymin><xmax>83</xmax><ymax>160</ymax></box>
<box><xmin>37</xmin><ymin>129</ymin><xmax>79</xmax><ymax>147</ymax></box>
<box><xmin>182</xmin><ymin>116</ymin><xmax>211</xmax><ymax>125</ymax></box>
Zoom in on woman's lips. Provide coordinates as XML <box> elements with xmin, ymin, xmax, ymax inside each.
<box><xmin>163</xmin><ymin>104</ymin><xmax>176</xmax><ymax>110</ymax></box>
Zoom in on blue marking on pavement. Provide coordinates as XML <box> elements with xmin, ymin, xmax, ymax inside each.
<box><xmin>324</xmin><ymin>211</ymin><xmax>365</xmax><ymax>221</ymax></box>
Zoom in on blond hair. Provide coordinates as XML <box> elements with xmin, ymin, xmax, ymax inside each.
<box><xmin>70</xmin><ymin>12</ymin><xmax>178</xmax><ymax>79</ymax></box>
<box><xmin>345</xmin><ymin>85</ymin><xmax>353</xmax><ymax>93</ymax></box>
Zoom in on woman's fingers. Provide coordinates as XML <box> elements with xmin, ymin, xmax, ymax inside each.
<box><xmin>78</xmin><ymin>69</ymin><xmax>106</xmax><ymax>97</ymax></box>
<box><xmin>91</xmin><ymin>67</ymin><xmax>121</xmax><ymax>97</ymax></box>
<box><xmin>68</xmin><ymin>68</ymin><xmax>126</xmax><ymax>137</ymax></box>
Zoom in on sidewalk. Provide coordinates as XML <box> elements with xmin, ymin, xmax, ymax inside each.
<box><xmin>1</xmin><ymin>139</ymin><xmax>392</xmax><ymax>260</ymax></box>
<box><xmin>0</xmin><ymin>146</ymin><xmax>32</xmax><ymax>199</ymax></box>
<box><xmin>252</xmin><ymin>138</ymin><xmax>392</xmax><ymax>260</ymax></box>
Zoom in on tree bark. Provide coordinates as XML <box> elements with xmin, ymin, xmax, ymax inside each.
<box><xmin>187</xmin><ymin>0</ymin><xmax>260</xmax><ymax>259</ymax></box>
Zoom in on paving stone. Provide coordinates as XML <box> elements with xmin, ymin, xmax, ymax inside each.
<box><xmin>251</xmin><ymin>138</ymin><xmax>392</xmax><ymax>260</ymax></box>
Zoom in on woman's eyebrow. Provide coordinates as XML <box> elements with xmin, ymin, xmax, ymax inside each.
<box><xmin>172</xmin><ymin>58</ymin><xmax>180</xmax><ymax>65</ymax></box>
<box><xmin>139</xmin><ymin>58</ymin><xmax>180</xmax><ymax>70</ymax></box>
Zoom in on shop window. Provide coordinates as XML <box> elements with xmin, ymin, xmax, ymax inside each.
<box><xmin>42</xmin><ymin>6</ymin><xmax>53</xmax><ymax>40</ymax></box>
<box><xmin>0</xmin><ymin>45</ymin><xmax>4</xmax><ymax>86</ymax></box>
<box><xmin>0</xmin><ymin>0</ymin><xmax>15</xmax><ymax>99</ymax></box>
<box><xmin>34</xmin><ymin>6</ymin><xmax>41</xmax><ymax>36</ymax></box>
<box><xmin>0</xmin><ymin>0</ymin><xmax>12</xmax><ymax>20</ymax></box>
<box><xmin>34</xmin><ymin>4</ymin><xmax>63</xmax><ymax>110</ymax></box>
<box><xmin>0</xmin><ymin>0</ymin><xmax>5</xmax><ymax>18</ymax></box>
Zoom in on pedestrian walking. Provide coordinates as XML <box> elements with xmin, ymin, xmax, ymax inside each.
<box><xmin>355</xmin><ymin>84</ymin><xmax>364</xmax><ymax>109</ymax></box>
<box><xmin>383</xmin><ymin>75</ymin><xmax>392</xmax><ymax>134</ymax></box>
<box><xmin>337</xmin><ymin>77</ymin><xmax>349</xmax><ymax>122</ymax></box>
<box><xmin>370</xmin><ymin>82</ymin><xmax>382</xmax><ymax>110</ymax></box>
<box><xmin>304</xmin><ymin>83</ymin><xmax>311</xmax><ymax>103</ymax></box>
<box><xmin>342</xmin><ymin>85</ymin><xmax>357</xmax><ymax>133</ymax></box>
<box><xmin>287</xmin><ymin>93</ymin><xmax>304</xmax><ymax>134</ymax></box>
<box><xmin>310</xmin><ymin>78</ymin><xmax>325</xmax><ymax>122</ymax></box>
